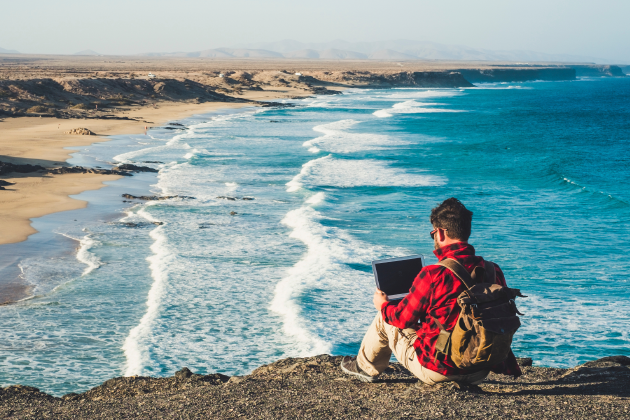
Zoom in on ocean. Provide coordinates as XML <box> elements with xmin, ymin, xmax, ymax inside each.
<box><xmin>1</xmin><ymin>77</ymin><xmax>629</xmax><ymax>396</ymax></box>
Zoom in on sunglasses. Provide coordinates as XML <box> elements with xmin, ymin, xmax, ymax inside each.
<box><xmin>430</xmin><ymin>227</ymin><xmax>448</xmax><ymax>240</ymax></box>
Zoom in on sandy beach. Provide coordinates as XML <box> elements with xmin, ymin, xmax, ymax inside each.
<box><xmin>0</xmin><ymin>86</ymin><xmax>313</xmax><ymax>246</ymax></box>
<box><xmin>0</xmin><ymin>54</ymin><xmax>621</xmax><ymax>247</ymax></box>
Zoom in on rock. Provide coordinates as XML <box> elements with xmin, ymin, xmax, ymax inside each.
<box><xmin>64</xmin><ymin>128</ymin><xmax>95</xmax><ymax>135</ymax></box>
<box><xmin>112</xmin><ymin>164</ymin><xmax>158</xmax><ymax>173</ymax></box>
<box><xmin>0</xmin><ymin>160</ymin><xmax>46</xmax><ymax>175</ymax></box>
<box><xmin>122</xmin><ymin>193</ymin><xmax>195</xmax><ymax>200</ymax></box>
<box><xmin>175</xmin><ymin>367</ymin><xmax>193</xmax><ymax>380</ymax></box>
<box><xmin>217</xmin><ymin>196</ymin><xmax>254</xmax><ymax>201</ymax></box>
<box><xmin>0</xmin><ymin>180</ymin><xmax>15</xmax><ymax>186</ymax></box>
<box><xmin>2</xmin><ymin>354</ymin><xmax>630</xmax><ymax>418</ymax></box>
<box><xmin>230</xmin><ymin>211</ymin><xmax>238</xmax><ymax>215</ymax></box>
<box><xmin>560</xmin><ymin>356</ymin><xmax>630</xmax><ymax>382</ymax></box>
<box><xmin>47</xmin><ymin>166</ymin><xmax>133</xmax><ymax>176</ymax></box>
<box><xmin>582</xmin><ymin>356</ymin><xmax>630</xmax><ymax>367</ymax></box>
<box><xmin>516</xmin><ymin>357</ymin><xmax>533</xmax><ymax>367</ymax></box>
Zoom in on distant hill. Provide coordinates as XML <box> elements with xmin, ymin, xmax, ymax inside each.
<box><xmin>368</xmin><ymin>49</ymin><xmax>418</xmax><ymax>60</ymax></box>
<box><xmin>141</xmin><ymin>48</ymin><xmax>282</xmax><ymax>59</ymax></box>
<box><xmin>74</xmin><ymin>50</ymin><xmax>100</xmax><ymax>56</ymax></box>
<box><xmin>234</xmin><ymin>39</ymin><xmax>610</xmax><ymax>63</ymax></box>
<box><xmin>140</xmin><ymin>39</ymin><xmax>616</xmax><ymax>63</ymax></box>
<box><xmin>318</xmin><ymin>49</ymin><xmax>368</xmax><ymax>60</ymax></box>
<box><xmin>0</xmin><ymin>47</ymin><xmax>20</xmax><ymax>54</ymax></box>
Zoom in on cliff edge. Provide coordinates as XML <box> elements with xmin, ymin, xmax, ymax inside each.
<box><xmin>1</xmin><ymin>355</ymin><xmax>629</xmax><ymax>419</ymax></box>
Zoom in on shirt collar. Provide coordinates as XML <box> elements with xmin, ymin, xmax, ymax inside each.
<box><xmin>433</xmin><ymin>242</ymin><xmax>475</xmax><ymax>261</ymax></box>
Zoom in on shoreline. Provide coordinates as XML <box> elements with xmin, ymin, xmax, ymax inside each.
<box><xmin>0</xmin><ymin>88</ymin><xmax>314</xmax><ymax>246</ymax></box>
<box><xmin>0</xmin><ymin>88</ymin><xmax>315</xmax><ymax>304</ymax></box>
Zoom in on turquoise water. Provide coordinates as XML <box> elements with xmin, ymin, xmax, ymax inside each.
<box><xmin>1</xmin><ymin>78</ymin><xmax>629</xmax><ymax>396</ymax></box>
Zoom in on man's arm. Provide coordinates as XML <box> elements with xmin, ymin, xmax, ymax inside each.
<box><xmin>379</xmin><ymin>268</ymin><xmax>434</xmax><ymax>329</ymax></box>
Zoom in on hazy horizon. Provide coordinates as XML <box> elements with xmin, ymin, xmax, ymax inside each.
<box><xmin>2</xmin><ymin>0</ymin><xmax>629</xmax><ymax>63</ymax></box>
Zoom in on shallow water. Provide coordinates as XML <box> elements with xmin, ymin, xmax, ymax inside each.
<box><xmin>1</xmin><ymin>78</ymin><xmax>629</xmax><ymax>395</ymax></box>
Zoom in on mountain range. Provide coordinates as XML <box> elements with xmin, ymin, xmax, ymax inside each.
<box><xmin>142</xmin><ymin>39</ymin><xmax>613</xmax><ymax>63</ymax></box>
<box><xmin>0</xmin><ymin>40</ymin><xmax>620</xmax><ymax>63</ymax></box>
<box><xmin>0</xmin><ymin>47</ymin><xmax>20</xmax><ymax>54</ymax></box>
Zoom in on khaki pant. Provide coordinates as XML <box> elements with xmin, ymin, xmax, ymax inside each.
<box><xmin>357</xmin><ymin>313</ymin><xmax>489</xmax><ymax>385</ymax></box>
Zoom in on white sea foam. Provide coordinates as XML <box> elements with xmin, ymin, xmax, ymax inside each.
<box><xmin>58</xmin><ymin>232</ymin><xmax>103</xmax><ymax>277</ymax></box>
<box><xmin>113</xmin><ymin>128</ymin><xmax>196</xmax><ymax>164</ymax></box>
<box><xmin>303</xmin><ymin>119</ymin><xmax>407</xmax><ymax>153</ymax></box>
<box><xmin>122</xmin><ymin>205</ymin><xmax>171</xmax><ymax>377</ymax></box>
<box><xmin>386</xmin><ymin>89</ymin><xmax>462</xmax><ymax>99</ymax></box>
<box><xmin>374</xmin><ymin>99</ymin><xmax>466</xmax><ymax>118</ymax></box>
<box><xmin>286</xmin><ymin>155</ymin><xmax>447</xmax><ymax>192</ymax></box>
<box><xmin>271</xmin><ymin>196</ymin><xmax>385</xmax><ymax>355</ymax></box>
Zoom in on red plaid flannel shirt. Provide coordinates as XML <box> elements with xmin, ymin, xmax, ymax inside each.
<box><xmin>381</xmin><ymin>242</ymin><xmax>522</xmax><ymax>377</ymax></box>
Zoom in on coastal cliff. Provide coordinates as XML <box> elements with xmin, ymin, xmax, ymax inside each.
<box><xmin>0</xmin><ymin>67</ymin><xmax>590</xmax><ymax>119</ymax></box>
<box><xmin>1</xmin><ymin>355</ymin><xmax>628</xmax><ymax>419</ymax></box>
<box><xmin>569</xmin><ymin>65</ymin><xmax>626</xmax><ymax>77</ymax></box>
<box><xmin>458</xmin><ymin>67</ymin><xmax>576</xmax><ymax>83</ymax></box>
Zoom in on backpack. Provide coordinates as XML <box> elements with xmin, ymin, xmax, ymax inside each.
<box><xmin>431</xmin><ymin>258</ymin><xmax>526</xmax><ymax>369</ymax></box>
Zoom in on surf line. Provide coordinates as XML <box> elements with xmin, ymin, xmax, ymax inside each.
<box><xmin>122</xmin><ymin>204</ymin><xmax>173</xmax><ymax>377</ymax></box>
<box><xmin>58</xmin><ymin>232</ymin><xmax>103</xmax><ymax>277</ymax></box>
<box><xmin>271</xmin><ymin>192</ymin><xmax>332</xmax><ymax>356</ymax></box>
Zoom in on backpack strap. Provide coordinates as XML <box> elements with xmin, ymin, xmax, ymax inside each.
<box><xmin>437</xmin><ymin>258</ymin><xmax>475</xmax><ymax>290</ymax></box>
<box><xmin>484</xmin><ymin>260</ymin><xmax>497</xmax><ymax>284</ymax></box>
<box><xmin>430</xmin><ymin>316</ymin><xmax>452</xmax><ymax>363</ymax></box>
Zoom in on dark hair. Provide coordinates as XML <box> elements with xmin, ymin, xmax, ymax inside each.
<box><xmin>430</xmin><ymin>198</ymin><xmax>473</xmax><ymax>241</ymax></box>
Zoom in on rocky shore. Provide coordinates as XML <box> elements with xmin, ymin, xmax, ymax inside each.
<box><xmin>1</xmin><ymin>355</ymin><xmax>628</xmax><ymax>419</ymax></box>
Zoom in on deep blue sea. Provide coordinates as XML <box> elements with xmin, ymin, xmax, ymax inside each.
<box><xmin>1</xmin><ymin>77</ymin><xmax>629</xmax><ymax>396</ymax></box>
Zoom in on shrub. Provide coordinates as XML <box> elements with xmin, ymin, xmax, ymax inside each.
<box><xmin>27</xmin><ymin>105</ymin><xmax>51</xmax><ymax>113</ymax></box>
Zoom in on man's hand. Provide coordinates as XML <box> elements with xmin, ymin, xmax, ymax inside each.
<box><xmin>373</xmin><ymin>289</ymin><xmax>388</xmax><ymax>311</ymax></box>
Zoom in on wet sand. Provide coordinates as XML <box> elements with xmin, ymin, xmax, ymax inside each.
<box><xmin>0</xmin><ymin>87</ymin><xmax>311</xmax><ymax>246</ymax></box>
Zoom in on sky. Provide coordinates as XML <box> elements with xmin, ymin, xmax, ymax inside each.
<box><xmin>1</xmin><ymin>0</ymin><xmax>629</xmax><ymax>62</ymax></box>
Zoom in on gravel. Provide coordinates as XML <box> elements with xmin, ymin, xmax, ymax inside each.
<box><xmin>1</xmin><ymin>355</ymin><xmax>629</xmax><ymax>419</ymax></box>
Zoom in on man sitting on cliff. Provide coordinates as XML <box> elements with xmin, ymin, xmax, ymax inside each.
<box><xmin>341</xmin><ymin>198</ymin><xmax>521</xmax><ymax>384</ymax></box>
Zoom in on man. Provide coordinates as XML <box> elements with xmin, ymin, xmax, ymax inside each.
<box><xmin>341</xmin><ymin>198</ymin><xmax>521</xmax><ymax>384</ymax></box>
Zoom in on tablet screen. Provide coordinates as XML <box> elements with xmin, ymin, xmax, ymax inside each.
<box><xmin>372</xmin><ymin>255</ymin><xmax>425</xmax><ymax>299</ymax></box>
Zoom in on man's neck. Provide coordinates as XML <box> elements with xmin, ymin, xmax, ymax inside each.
<box><xmin>437</xmin><ymin>239</ymin><xmax>467</xmax><ymax>249</ymax></box>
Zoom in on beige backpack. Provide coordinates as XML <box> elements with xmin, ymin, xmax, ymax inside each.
<box><xmin>432</xmin><ymin>258</ymin><xmax>525</xmax><ymax>369</ymax></box>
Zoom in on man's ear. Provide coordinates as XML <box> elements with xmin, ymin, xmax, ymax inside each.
<box><xmin>438</xmin><ymin>228</ymin><xmax>448</xmax><ymax>242</ymax></box>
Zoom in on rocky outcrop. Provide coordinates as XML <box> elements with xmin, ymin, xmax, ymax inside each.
<box><xmin>121</xmin><ymin>193</ymin><xmax>195</xmax><ymax>200</ymax></box>
<box><xmin>0</xmin><ymin>78</ymin><xmax>249</xmax><ymax>118</ymax></box>
<box><xmin>0</xmin><ymin>355</ymin><xmax>628</xmax><ymax>419</ymax></box>
<box><xmin>569</xmin><ymin>65</ymin><xmax>626</xmax><ymax>77</ymax></box>
<box><xmin>112</xmin><ymin>164</ymin><xmax>158</xmax><ymax>173</ymax></box>
<box><xmin>0</xmin><ymin>161</ymin><xmax>46</xmax><ymax>176</ymax></box>
<box><xmin>216</xmin><ymin>196</ymin><xmax>254</xmax><ymax>201</ymax></box>
<box><xmin>64</xmin><ymin>128</ymin><xmax>94</xmax><ymax>135</ymax></box>
<box><xmin>47</xmin><ymin>166</ymin><xmax>132</xmax><ymax>176</ymax></box>
<box><xmin>302</xmin><ymin>70</ymin><xmax>473</xmax><ymax>88</ymax></box>
<box><xmin>458</xmin><ymin>67</ymin><xmax>576</xmax><ymax>83</ymax></box>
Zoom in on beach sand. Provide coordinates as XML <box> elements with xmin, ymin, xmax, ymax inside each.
<box><xmin>0</xmin><ymin>87</ymin><xmax>311</xmax><ymax>246</ymax></box>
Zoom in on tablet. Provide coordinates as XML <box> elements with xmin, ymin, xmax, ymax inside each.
<box><xmin>372</xmin><ymin>255</ymin><xmax>425</xmax><ymax>301</ymax></box>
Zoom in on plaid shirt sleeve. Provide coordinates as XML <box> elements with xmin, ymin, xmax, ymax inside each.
<box><xmin>380</xmin><ymin>267</ymin><xmax>434</xmax><ymax>329</ymax></box>
<box><xmin>380</xmin><ymin>254</ymin><xmax>523</xmax><ymax>378</ymax></box>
